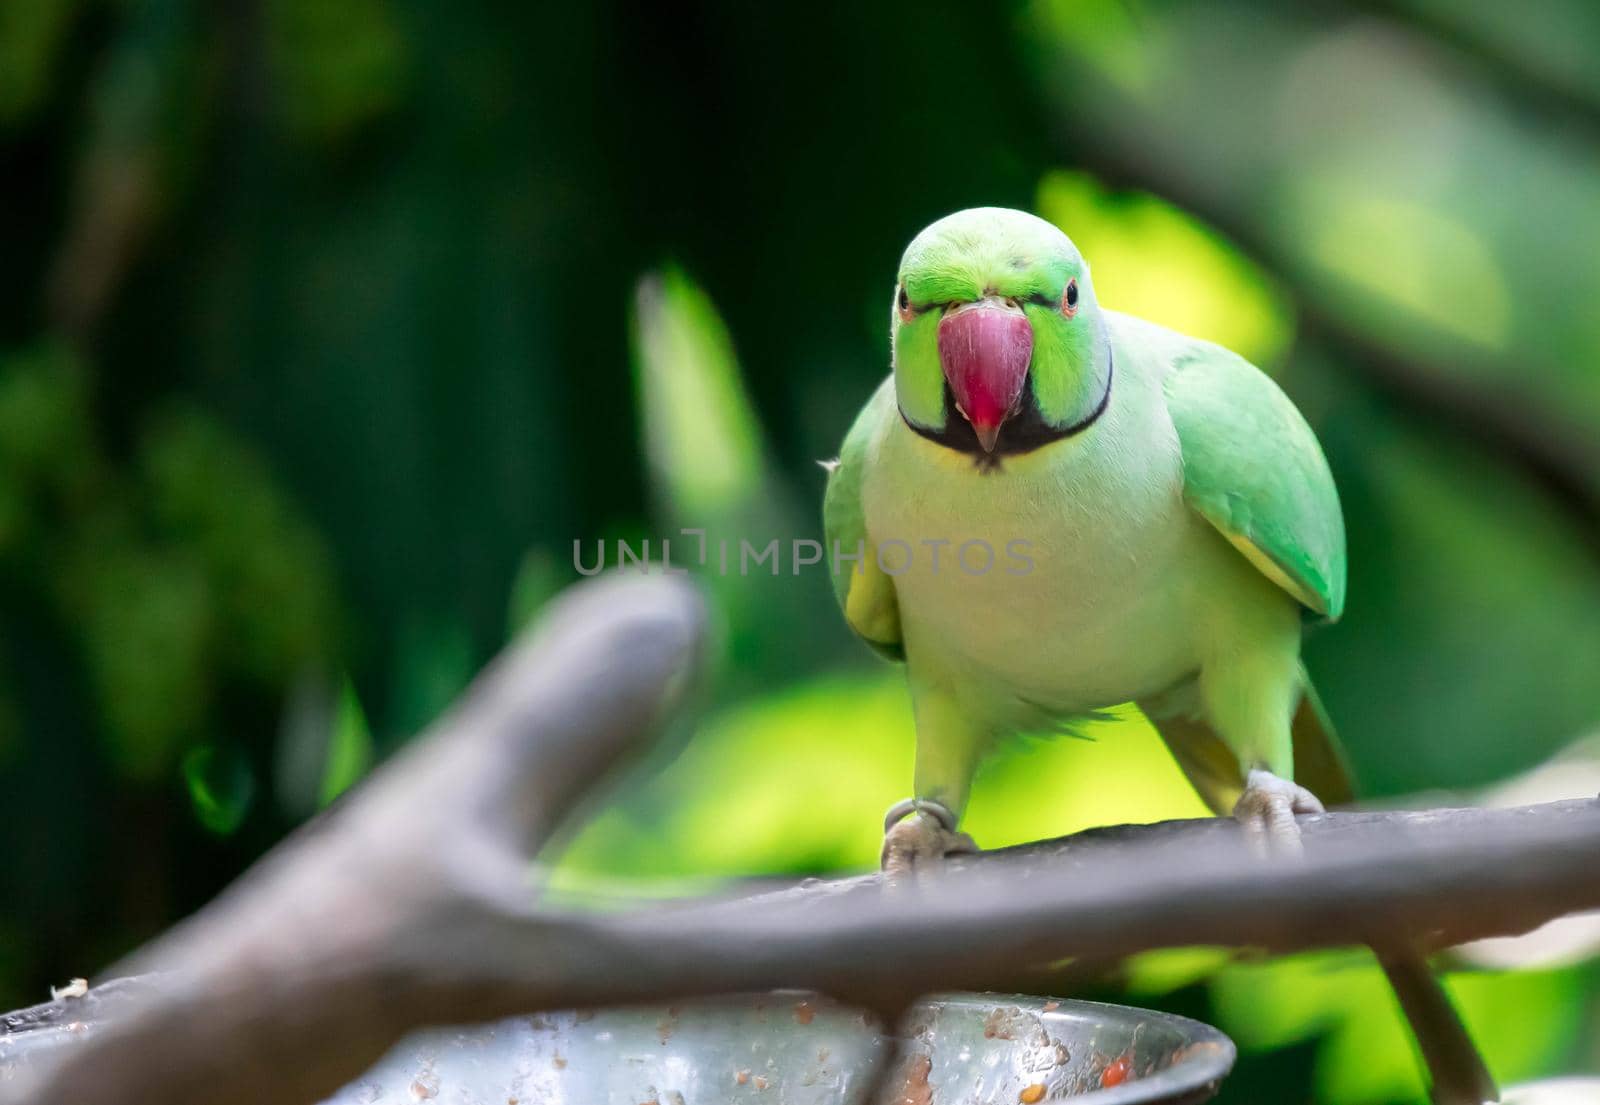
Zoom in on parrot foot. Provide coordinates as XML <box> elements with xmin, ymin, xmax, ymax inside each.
<box><xmin>880</xmin><ymin>798</ymin><xmax>977</xmax><ymax>881</ymax></box>
<box><xmin>1232</xmin><ymin>768</ymin><xmax>1324</xmax><ymax>857</ymax></box>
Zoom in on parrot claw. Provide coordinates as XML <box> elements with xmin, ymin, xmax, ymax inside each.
<box><xmin>880</xmin><ymin>798</ymin><xmax>978</xmax><ymax>882</ymax></box>
<box><xmin>1232</xmin><ymin>768</ymin><xmax>1324</xmax><ymax>857</ymax></box>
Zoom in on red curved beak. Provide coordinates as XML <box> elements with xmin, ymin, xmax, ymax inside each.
<box><xmin>937</xmin><ymin>299</ymin><xmax>1033</xmax><ymax>453</ymax></box>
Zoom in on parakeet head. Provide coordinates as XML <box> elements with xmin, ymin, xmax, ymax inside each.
<box><xmin>891</xmin><ymin>207</ymin><xmax>1112</xmax><ymax>461</ymax></box>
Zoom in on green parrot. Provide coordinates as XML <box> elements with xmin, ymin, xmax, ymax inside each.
<box><xmin>826</xmin><ymin>206</ymin><xmax>1351</xmax><ymax>868</ymax></box>
<box><xmin>824</xmin><ymin>207</ymin><xmax>1495</xmax><ymax>1105</ymax></box>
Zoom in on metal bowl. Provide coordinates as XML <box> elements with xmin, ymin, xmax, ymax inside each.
<box><xmin>1</xmin><ymin>987</ymin><xmax>1235</xmax><ymax>1103</ymax></box>
<box><xmin>324</xmin><ymin>992</ymin><xmax>1233</xmax><ymax>1104</ymax></box>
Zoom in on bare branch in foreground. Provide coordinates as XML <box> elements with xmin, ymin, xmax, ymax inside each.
<box><xmin>5</xmin><ymin>573</ymin><xmax>1600</xmax><ymax>1105</ymax></box>
<box><xmin>2</xmin><ymin>573</ymin><xmax>709</xmax><ymax>1105</ymax></box>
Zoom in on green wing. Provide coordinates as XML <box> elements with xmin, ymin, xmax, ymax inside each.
<box><xmin>823</xmin><ymin>378</ymin><xmax>903</xmax><ymax>660</ymax></box>
<box><xmin>1160</xmin><ymin>340</ymin><xmax>1354</xmax><ymax>804</ymax></box>
<box><xmin>1164</xmin><ymin>341</ymin><xmax>1347</xmax><ymax>621</ymax></box>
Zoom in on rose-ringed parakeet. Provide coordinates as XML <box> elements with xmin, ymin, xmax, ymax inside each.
<box><xmin>824</xmin><ymin>207</ymin><xmax>1494</xmax><ymax>1105</ymax></box>
<box><xmin>825</xmin><ymin>206</ymin><xmax>1350</xmax><ymax>863</ymax></box>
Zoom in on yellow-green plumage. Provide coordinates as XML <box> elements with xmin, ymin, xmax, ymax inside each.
<box><xmin>829</xmin><ymin>212</ymin><xmax>1495</xmax><ymax>1100</ymax></box>
<box><xmin>824</xmin><ymin>207</ymin><xmax>1352</xmax><ymax>819</ymax></box>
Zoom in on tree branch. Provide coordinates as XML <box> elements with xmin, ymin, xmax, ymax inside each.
<box><xmin>6</xmin><ymin>576</ymin><xmax>1599</xmax><ymax>1105</ymax></box>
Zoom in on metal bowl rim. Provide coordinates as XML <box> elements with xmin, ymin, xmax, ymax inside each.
<box><xmin>914</xmin><ymin>992</ymin><xmax>1238</xmax><ymax>1105</ymax></box>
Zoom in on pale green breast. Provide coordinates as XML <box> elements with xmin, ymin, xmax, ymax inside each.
<box><xmin>830</xmin><ymin>309</ymin><xmax>1339</xmax><ymax>730</ymax></box>
<box><xmin>858</xmin><ymin>328</ymin><xmax>1208</xmax><ymax>719</ymax></box>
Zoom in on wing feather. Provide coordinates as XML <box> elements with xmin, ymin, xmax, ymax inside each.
<box><xmin>1164</xmin><ymin>342</ymin><xmax>1346</xmax><ymax>620</ymax></box>
<box><xmin>823</xmin><ymin>378</ymin><xmax>904</xmax><ymax>660</ymax></box>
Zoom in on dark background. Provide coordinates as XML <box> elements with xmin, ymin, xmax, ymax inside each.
<box><xmin>4</xmin><ymin>1</ymin><xmax>1600</xmax><ymax>1100</ymax></box>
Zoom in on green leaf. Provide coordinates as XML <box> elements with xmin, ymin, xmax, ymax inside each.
<box><xmin>631</xmin><ymin>268</ymin><xmax>765</xmax><ymax>520</ymax></box>
<box><xmin>319</xmin><ymin>677</ymin><xmax>373</xmax><ymax>807</ymax></box>
<box><xmin>182</xmin><ymin>744</ymin><xmax>254</xmax><ymax>835</ymax></box>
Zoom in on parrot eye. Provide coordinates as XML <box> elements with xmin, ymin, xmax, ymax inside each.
<box><xmin>1062</xmin><ymin>279</ymin><xmax>1080</xmax><ymax>318</ymax></box>
<box><xmin>897</xmin><ymin>285</ymin><xmax>913</xmax><ymax>322</ymax></box>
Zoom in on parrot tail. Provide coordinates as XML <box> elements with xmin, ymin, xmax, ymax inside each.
<box><xmin>1290</xmin><ymin>667</ymin><xmax>1356</xmax><ymax>807</ymax></box>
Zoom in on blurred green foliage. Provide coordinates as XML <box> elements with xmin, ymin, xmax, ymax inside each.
<box><xmin>1036</xmin><ymin>170</ymin><xmax>1293</xmax><ymax>367</ymax></box>
<box><xmin>0</xmin><ymin>0</ymin><xmax>78</xmax><ymax>125</ymax></box>
<box><xmin>182</xmin><ymin>742</ymin><xmax>254</xmax><ymax>835</ymax></box>
<box><xmin>4</xmin><ymin>1</ymin><xmax>1600</xmax><ymax>1101</ymax></box>
<box><xmin>1212</xmin><ymin>952</ymin><xmax>1594</xmax><ymax>1103</ymax></box>
<box><xmin>264</xmin><ymin>0</ymin><xmax>407</xmax><ymax>145</ymax></box>
<box><xmin>317</xmin><ymin>677</ymin><xmax>373</xmax><ymax>808</ymax></box>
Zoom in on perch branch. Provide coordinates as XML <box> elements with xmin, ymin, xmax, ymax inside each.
<box><xmin>7</xmin><ymin>575</ymin><xmax>1600</xmax><ymax>1105</ymax></box>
